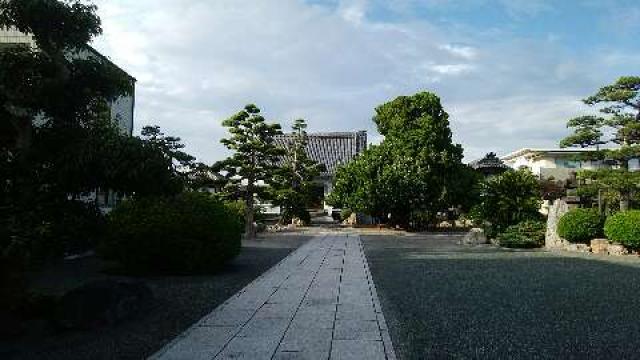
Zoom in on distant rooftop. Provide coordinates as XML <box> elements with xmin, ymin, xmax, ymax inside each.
<box><xmin>273</xmin><ymin>131</ymin><xmax>367</xmax><ymax>177</ymax></box>
<box><xmin>501</xmin><ymin>148</ymin><xmax>598</xmax><ymax>161</ymax></box>
<box><xmin>469</xmin><ymin>152</ymin><xmax>509</xmax><ymax>171</ymax></box>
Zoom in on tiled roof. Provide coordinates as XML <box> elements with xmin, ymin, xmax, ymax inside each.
<box><xmin>274</xmin><ymin>131</ymin><xmax>367</xmax><ymax>177</ymax></box>
<box><xmin>469</xmin><ymin>152</ymin><xmax>509</xmax><ymax>170</ymax></box>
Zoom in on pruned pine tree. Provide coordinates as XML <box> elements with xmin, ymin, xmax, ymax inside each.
<box><xmin>271</xmin><ymin>119</ymin><xmax>324</xmax><ymax>225</ymax></box>
<box><xmin>561</xmin><ymin>76</ymin><xmax>640</xmax><ymax>210</ymax></box>
<box><xmin>215</xmin><ymin>105</ymin><xmax>284</xmax><ymax>239</ymax></box>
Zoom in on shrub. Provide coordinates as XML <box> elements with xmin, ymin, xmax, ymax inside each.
<box><xmin>224</xmin><ymin>200</ymin><xmax>246</xmax><ymax>228</ymax></box>
<box><xmin>222</xmin><ymin>200</ymin><xmax>266</xmax><ymax>228</ymax></box>
<box><xmin>557</xmin><ymin>208</ymin><xmax>604</xmax><ymax>243</ymax></box>
<box><xmin>340</xmin><ymin>209</ymin><xmax>353</xmax><ymax>222</ymax></box>
<box><xmin>471</xmin><ymin>169</ymin><xmax>542</xmax><ymax>238</ymax></box>
<box><xmin>497</xmin><ymin>220</ymin><xmax>546</xmax><ymax>248</ymax></box>
<box><xmin>101</xmin><ymin>192</ymin><xmax>241</xmax><ymax>274</ymax></box>
<box><xmin>604</xmin><ymin>210</ymin><xmax>640</xmax><ymax>249</ymax></box>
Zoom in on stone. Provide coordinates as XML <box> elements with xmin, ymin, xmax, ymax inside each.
<box><xmin>461</xmin><ymin>228</ymin><xmax>487</xmax><ymax>245</ymax></box>
<box><xmin>56</xmin><ymin>280</ymin><xmax>153</xmax><ymax>329</ymax></box>
<box><xmin>545</xmin><ymin>199</ymin><xmax>571</xmax><ymax>249</ymax></box>
<box><xmin>330</xmin><ymin>340</ymin><xmax>386</xmax><ymax>360</ymax></box>
<box><xmin>591</xmin><ymin>239</ymin><xmax>609</xmax><ymax>254</ymax></box>
<box><xmin>334</xmin><ymin>319</ymin><xmax>381</xmax><ymax>340</ymax></box>
<box><xmin>564</xmin><ymin>243</ymin><xmax>591</xmax><ymax>253</ymax></box>
<box><xmin>608</xmin><ymin>244</ymin><xmax>628</xmax><ymax>256</ymax></box>
<box><xmin>343</xmin><ymin>213</ymin><xmax>357</xmax><ymax>226</ymax></box>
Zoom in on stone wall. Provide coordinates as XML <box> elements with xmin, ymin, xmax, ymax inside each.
<box><xmin>545</xmin><ymin>199</ymin><xmax>571</xmax><ymax>249</ymax></box>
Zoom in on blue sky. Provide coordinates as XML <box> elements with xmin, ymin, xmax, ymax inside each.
<box><xmin>91</xmin><ymin>0</ymin><xmax>640</xmax><ymax>162</ymax></box>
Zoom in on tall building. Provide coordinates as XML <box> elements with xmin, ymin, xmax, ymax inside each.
<box><xmin>0</xmin><ymin>28</ymin><xmax>135</xmax><ymax>135</ymax></box>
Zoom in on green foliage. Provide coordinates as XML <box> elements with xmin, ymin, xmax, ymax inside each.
<box><xmin>328</xmin><ymin>92</ymin><xmax>470</xmax><ymax>229</ymax></box>
<box><xmin>214</xmin><ymin>104</ymin><xmax>284</xmax><ymax>237</ymax></box>
<box><xmin>561</xmin><ymin>77</ymin><xmax>640</xmax><ymax>210</ymax></box>
<box><xmin>557</xmin><ymin>208</ymin><xmax>604</xmax><ymax>243</ymax></box>
<box><xmin>0</xmin><ymin>0</ymin><xmax>102</xmax><ymax>53</ymax></box>
<box><xmin>604</xmin><ymin>210</ymin><xmax>640</xmax><ymax>249</ymax></box>
<box><xmin>340</xmin><ymin>209</ymin><xmax>353</xmax><ymax>222</ymax></box>
<box><xmin>471</xmin><ymin>169</ymin><xmax>542</xmax><ymax>238</ymax></box>
<box><xmin>576</xmin><ymin>169</ymin><xmax>640</xmax><ymax>213</ymax></box>
<box><xmin>497</xmin><ymin>220</ymin><xmax>546</xmax><ymax>249</ymax></box>
<box><xmin>224</xmin><ymin>200</ymin><xmax>247</xmax><ymax>228</ymax></box>
<box><xmin>270</xmin><ymin>119</ymin><xmax>323</xmax><ymax>225</ymax></box>
<box><xmin>102</xmin><ymin>193</ymin><xmax>241</xmax><ymax>274</ymax></box>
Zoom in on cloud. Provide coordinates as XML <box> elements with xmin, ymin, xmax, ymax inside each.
<box><xmin>90</xmin><ymin>0</ymin><xmax>639</xmax><ymax>164</ymax></box>
<box><xmin>439</xmin><ymin>44</ymin><xmax>477</xmax><ymax>60</ymax></box>
<box><xmin>338</xmin><ymin>0</ymin><xmax>368</xmax><ymax>24</ymax></box>
<box><xmin>429</xmin><ymin>63</ymin><xmax>475</xmax><ymax>76</ymax></box>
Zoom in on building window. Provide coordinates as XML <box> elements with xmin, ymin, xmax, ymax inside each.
<box><xmin>555</xmin><ymin>159</ymin><xmax>580</xmax><ymax>169</ymax></box>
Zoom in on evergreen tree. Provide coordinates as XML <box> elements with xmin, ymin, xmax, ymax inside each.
<box><xmin>271</xmin><ymin>119</ymin><xmax>323</xmax><ymax>224</ymax></box>
<box><xmin>561</xmin><ymin>76</ymin><xmax>640</xmax><ymax>210</ymax></box>
<box><xmin>214</xmin><ymin>104</ymin><xmax>284</xmax><ymax>238</ymax></box>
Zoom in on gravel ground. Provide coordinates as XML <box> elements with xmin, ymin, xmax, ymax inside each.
<box><xmin>363</xmin><ymin>233</ymin><xmax>640</xmax><ymax>360</ymax></box>
<box><xmin>4</xmin><ymin>235</ymin><xmax>312</xmax><ymax>360</ymax></box>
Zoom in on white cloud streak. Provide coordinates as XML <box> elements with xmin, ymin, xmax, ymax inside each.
<box><xmin>91</xmin><ymin>0</ymin><xmax>639</xmax><ymax>163</ymax></box>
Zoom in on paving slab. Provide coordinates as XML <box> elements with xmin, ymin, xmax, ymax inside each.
<box><xmin>150</xmin><ymin>234</ymin><xmax>396</xmax><ymax>360</ymax></box>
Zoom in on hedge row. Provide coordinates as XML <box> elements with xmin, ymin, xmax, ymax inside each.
<box><xmin>101</xmin><ymin>192</ymin><xmax>242</xmax><ymax>274</ymax></box>
<box><xmin>556</xmin><ymin>209</ymin><xmax>640</xmax><ymax>250</ymax></box>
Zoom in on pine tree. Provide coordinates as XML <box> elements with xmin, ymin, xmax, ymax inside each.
<box><xmin>561</xmin><ymin>76</ymin><xmax>640</xmax><ymax>210</ymax></box>
<box><xmin>271</xmin><ymin>119</ymin><xmax>323</xmax><ymax>224</ymax></box>
<box><xmin>214</xmin><ymin>104</ymin><xmax>284</xmax><ymax>239</ymax></box>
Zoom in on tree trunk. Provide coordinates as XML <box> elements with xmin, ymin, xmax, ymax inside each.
<box><xmin>620</xmin><ymin>196</ymin><xmax>630</xmax><ymax>212</ymax></box>
<box><xmin>620</xmin><ymin>159</ymin><xmax>630</xmax><ymax>211</ymax></box>
<box><xmin>245</xmin><ymin>183</ymin><xmax>255</xmax><ymax>240</ymax></box>
<box><xmin>9</xmin><ymin>113</ymin><xmax>33</xmax><ymax>152</ymax></box>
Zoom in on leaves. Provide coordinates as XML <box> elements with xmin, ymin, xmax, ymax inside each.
<box><xmin>270</xmin><ymin>119</ymin><xmax>322</xmax><ymax>224</ymax></box>
<box><xmin>471</xmin><ymin>169</ymin><xmax>542</xmax><ymax>236</ymax></box>
<box><xmin>561</xmin><ymin>76</ymin><xmax>640</xmax><ymax>163</ymax></box>
<box><xmin>328</xmin><ymin>92</ymin><xmax>470</xmax><ymax>228</ymax></box>
<box><xmin>216</xmin><ymin>104</ymin><xmax>284</xmax><ymax>200</ymax></box>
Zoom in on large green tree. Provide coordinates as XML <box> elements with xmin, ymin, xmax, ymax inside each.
<box><xmin>561</xmin><ymin>76</ymin><xmax>640</xmax><ymax>210</ymax></box>
<box><xmin>328</xmin><ymin>92</ymin><xmax>469</xmax><ymax>229</ymax></box>
<box><xmin>270</xmin><ymin>119</ymin><xmax>323</xmax><ymax>224</ymax></box>
<box><xmin>0</xmin><ymin>0</ymin><xmax>132</xmax><ymax>202</ymax></box>
<box><xmin>214</xmin><ymin>105</ymin><xmax>284</xmax><ymax>238</ymax></box>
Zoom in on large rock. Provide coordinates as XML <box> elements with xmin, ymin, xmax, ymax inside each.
<box><xmin>461</xmin><ymin>228</ymin><xmax>487</xmax><ymax>245</ymax></box>
<box><xmin>545</xmin><ymin>199</ymin><xmax>571</xmax><ymax>250</ymax></box>
<box><xmin>591</xmin><ymin>239</ymin><xmax>609</xmax><ymax>254</ymax></box>
<box><xmin>56</xmin><ymin>280</ymin><xmax>153</xmax><ymax>330</ymax></box>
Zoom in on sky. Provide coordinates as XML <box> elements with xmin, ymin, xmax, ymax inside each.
<box><xmin>91</xmin><ymin>0</ymin><xmax>640</xmax><ymax>163</ymax></box>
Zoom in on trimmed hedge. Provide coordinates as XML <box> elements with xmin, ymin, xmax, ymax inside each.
<box><xmin>497</xmin><ymin>220</ymin><xmax>546</xmax><ymax>248</ymax></box>
<box><xmin>101</xmin><ymin>193</ymin><xmax>241</xmax><ymax>274</ymax></box>
<box><xmin>557</xmin><ymin>208</ymin><xmax>604</xmax><ymax>244</ymax></box>
<box><xmin>605</xmin><ymin>210</ymin><xmax>640</xmax><ymax>249</ymax></box>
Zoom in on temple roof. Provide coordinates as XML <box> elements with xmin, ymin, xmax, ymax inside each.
<box><xmin>273</xmin><ymin>131</ymin><xmax>367</xmax><ymax>177</ymax></box>
<box><xmin>469</xmin><ymin>152</ymin><xmax>509</xmax><ymax>171</ymax></box>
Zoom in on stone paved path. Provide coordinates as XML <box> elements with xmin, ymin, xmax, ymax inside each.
<box><xmin>151</xmin><ymin>234</ymin><xmax>396</xmax><ymax>360</ymax></box>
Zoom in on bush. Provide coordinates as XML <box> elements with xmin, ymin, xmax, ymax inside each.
<box><xmin>101</xmin><ymin>193</ymin><xmax>241</xmax><ymax>274</ymax></box>
<box><xmin>471</xmin><ymin>169</ymin><xmax>542</xmax><ymax>238</ymax></box>
<box><xmin>223</xmin><ymin>200</ymin><xmax>246</xmax><ymax>228</ymax></box>
<box><xmin>497</xmin><ymin>220</ymin><xmax>546</xmax><ymax>248</ymax></box>
<box><xmin>557</xmin><ymin>208</ymin><xmax>604</xmax><ymax>243</ymax></box>
<box><xmin>604</xmin><ymin>210</ymin><xmax>640</xmax><ymax>249</ymax></box>
<box><xmin>340</xmin><ymin>209</ymin><xmax>353</xmax><ymax>222</ymax></box>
